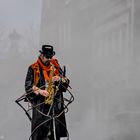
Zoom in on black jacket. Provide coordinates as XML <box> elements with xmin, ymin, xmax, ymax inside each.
<box><xmin>25</xmin><ymin>64</ymin><xmax>69</xmax><ymax>140</ymax></box>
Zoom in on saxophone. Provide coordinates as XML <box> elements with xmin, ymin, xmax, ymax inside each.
<box><xmin>45</xmin><ymin>63</ymin><xmax>59</xmax><ymax>105</ymax></box>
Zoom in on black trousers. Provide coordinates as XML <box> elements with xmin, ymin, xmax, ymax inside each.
<box><xmin>31</xmin><ymin>119</ymin><xmax>61</xmax><ymax>140</ymax></box>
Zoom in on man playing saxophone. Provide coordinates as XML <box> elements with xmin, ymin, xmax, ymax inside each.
<box><xmin>25</xmin><ymin>45</ymin><xmax>70</xmax><ymax>140</ymax></box>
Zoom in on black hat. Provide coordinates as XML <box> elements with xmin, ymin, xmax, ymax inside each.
<box><xmin>39</xmin><ymin>45</ymin><xmax>55</xmax><ymax>58</ymax></box>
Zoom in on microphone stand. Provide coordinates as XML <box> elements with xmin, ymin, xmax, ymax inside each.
<box><xmin>53</xmin><ymin>103</ymin><xmax>57</xmax><ymax>140</ymax></box>
<box><xmin>47</xmin><ymin>88</ymin><xmax>57</xmax><ymax>140</ymax></box>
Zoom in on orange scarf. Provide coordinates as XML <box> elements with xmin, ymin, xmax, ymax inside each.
<box><xmin>34</xmin><ymin>57</ymin><xmax>60</xmax><ymax>82</ymax></box>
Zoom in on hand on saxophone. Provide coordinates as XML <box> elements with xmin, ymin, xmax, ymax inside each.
<box><xmin>39</xmin><ymin>90</ymin><xmax>49</xmax><ymax>97</ymax></box>
<box><xmin>32</xmin><ymin>85</ymin><xmax>49</xmax><ymax>97</ymax></box>
<box><xmin>52</xmin><ymin>75</ymin><xmax>61</xmax><ymax>82</ymax></box>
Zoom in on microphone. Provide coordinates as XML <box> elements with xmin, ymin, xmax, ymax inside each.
<box><xmin>63</xmin><ymin>66</ymin><xmax>66</xmax><ymax>77</ymax></box>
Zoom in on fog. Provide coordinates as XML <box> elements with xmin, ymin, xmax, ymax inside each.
<box><xmin>0</xmin><ymin>0</ymin><xmax>140</xmax><ymax>140</ymax></box>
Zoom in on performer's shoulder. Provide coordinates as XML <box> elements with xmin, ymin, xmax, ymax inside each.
<box><xmin>27</xmin><ymin>61</ymin><xmax>39</xmax><ymax>70</ymax></box>
<box><xmin>31</xmin><ymin>62</ymin><xmax>38</xmax><ymax>66</ymax></box>
<box><xmin>30</xmin><ymin>61</ymin><xmax>40</xmax><ymax>70</ymax></box>
<box><xmin>51</xmin><ymin>57</ymin><xmax>59</xmax><ymax>63</ymax></box>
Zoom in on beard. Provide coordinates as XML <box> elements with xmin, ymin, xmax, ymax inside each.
<box><xmin>44</xmin><ymin>60</ymin><xmax>50</xmax><ymax>66</ymax></box>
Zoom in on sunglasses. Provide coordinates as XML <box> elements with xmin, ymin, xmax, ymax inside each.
<box><xmin>43</xmin><ymin>55</ymin><xmax>52</xmax><ymax>59</ymax></box>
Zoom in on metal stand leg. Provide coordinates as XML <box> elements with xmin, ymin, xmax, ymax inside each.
<box><xmin>53</xmin><ymin>105</ymin><xmax>57</xmax><ymax>140</ymax></box>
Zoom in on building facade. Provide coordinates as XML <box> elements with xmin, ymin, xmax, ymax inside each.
<box><xmin>40</xmin><ymin>1</ymin><xmax>140</xmax><ymax>140</ymax></box>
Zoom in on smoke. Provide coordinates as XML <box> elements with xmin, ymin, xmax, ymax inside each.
<box><xmin>1</xmin><ymin>0</ymin><xmax>140</xmax><ymax>140</ymax></box>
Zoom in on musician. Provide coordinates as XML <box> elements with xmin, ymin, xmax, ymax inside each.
<box><xmin>25</xmin><ymin>45</ymin><xmax>69</xmax><ymax>140</ymax></box>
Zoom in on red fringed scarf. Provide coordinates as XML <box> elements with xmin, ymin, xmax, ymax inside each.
<box><xmin>31</xmin><ymin>57</ymin><xmax>60</xmax><ymax>85</ymax></box>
